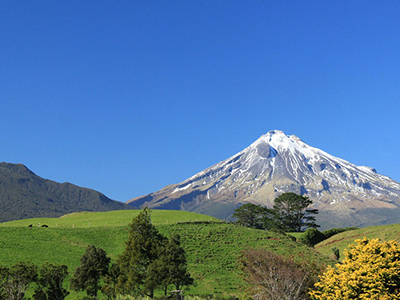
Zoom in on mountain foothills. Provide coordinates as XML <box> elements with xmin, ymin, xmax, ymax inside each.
<box><xmin>0</xmin><ymin>162</ymin><xmax>129</xmax><ymax>222</ymax></box>
<box><xmin>128</xmin><ymin>130</ymin><xmax>400</xmax><ymax>229</ymax></box>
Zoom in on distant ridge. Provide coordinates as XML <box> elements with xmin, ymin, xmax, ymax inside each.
<box><xmin>0</xmin><ymin>162</ymin><xmax>130</xmax><ymax>222</ymax></box>
<box><xmin>127</xmin><ymin>130</ymin><xmax>400</xmax><ymax>229</ymax></box>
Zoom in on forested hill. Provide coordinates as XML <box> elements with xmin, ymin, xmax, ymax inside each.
<box><xmin>0</xmin><ymin>162</ymin><xmax>130</xmax><ymax>222</ymax></box>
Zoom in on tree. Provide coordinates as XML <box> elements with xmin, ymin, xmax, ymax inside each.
<box><xmin>150</xmin><ymin>234</ymin><xmax>194</xmax><ymax>295</ymax></box>
<box><xmin>241</xmin><ymin>249</ymin><xmax>321</xmax><ymax>300</ymax></box>
<box><xmin>70</xmin><ymin>244</ymin><xmax>110</xmax><ymax>299</ymax></box>
<box><xmin>33</xmin><ymin>263</ymin><xmax>69</xmax><ymax>300</ymax></box>
<box><xmin>0</xmin><ymin>261</ymin><xmax>37</xmax><ymax>300</ymax></box>
<box><xmin>273</xmin><ymin>193</ymin><xmax>319</xmax><ymax>232</ymax></box>
<box><xmin>233</xmin><ymin>203</ymin><xmax>275</xmax><ymax>230</ymax></box>
<box><xmin>116</xmin><ymin>209</ymin><xmax>194</xmax><ymax>298</ymax></box>
<box><xmin>310</xmin><ymin>237</ymin><xmax>400</xmax><ymax>299</ymax></box>
<box><xmin>116</xmin><ymin>208</ymin><xmax>166</xmax><ymax>298</ymax></box>
<box><xmin>101</xmin><ymin>263</ymin><xmax>121</xmax><ymax>300</ymax></box>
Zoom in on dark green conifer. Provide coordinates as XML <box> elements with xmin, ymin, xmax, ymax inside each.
<box><xmin>70</xmin><ymin>244</ymin><xmax>110</xmax><ymax>299</ymax></box>
<box><xmin>273</xmin><ymin>192</ymin><xmax>319</xmax><ymax>232</ymax></box>
<box><xmin>33</xmin><ymin>262</ymin><xmax>69</xmax><ymax>300</ymax></box>
<box><xmin>116</xmin><ymin>208</ymin><xmax>166</xmax><ymax>298</ymax></box>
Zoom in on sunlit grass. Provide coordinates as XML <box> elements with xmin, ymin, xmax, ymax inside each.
<box><xmin>1</xmin><ymin>210</ymin><xmax>220</xmax><ymax>228</ymax></box>
<box><xmin>315</xmin><ymin>223</ymin><xmax>400</xmax><ymax>260</ymax></box>
<box><xmin>0</xmin><ymin>210</ymin><xmax>329</xmax><ymax>299</ymax></box>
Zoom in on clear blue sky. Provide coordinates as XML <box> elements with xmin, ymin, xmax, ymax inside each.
<box><xmin>1</xmin><ymin>1</ymin><xmax>400</xmax><ymax>202</ymax></box>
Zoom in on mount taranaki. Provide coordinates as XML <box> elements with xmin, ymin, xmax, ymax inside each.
<box><xmin>128</xmin><ymin>130</ymin><xmax>400</xmax><ymax>229</ymax></box>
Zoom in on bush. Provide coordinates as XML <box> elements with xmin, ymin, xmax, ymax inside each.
<box><xmin>330</xmin><ymin>247</ymin><xmax>340</xmax><ymax>261</ymax></box>
<box><xmin>300</xmin><ymin>227</ymin><xmax>359</xmax><ymax>247</ymax></box>
<box><xmin>299</xmin><ymin>228</ymin><xmax>326</xmax><ymax>247</ymax></box>
<box><xmin>241</xmin><ymin>248</ymin><xmax>322</xmax><ymax>300</ymax></box>
<box><xmin>309</xmin><ymin>237</ymin><xmax>400</xmax><ymax>299</ymax></box>
<box><xmin>322</xmin><ymin>227</ymin><xmax>358</xmax><ymax>239</ymax></box>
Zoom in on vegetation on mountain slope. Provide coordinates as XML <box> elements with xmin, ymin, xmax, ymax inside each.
<box><xmin>0</xmin><ymin>210</ymin><xmax>329</xmax><ymax>299</ymax></box>
<box><xmin>315</xmin><ymin>223</ymin><xmax>400</xmax><ymax>260</ymax></box>
<box><xmin>232</xmin><ymin>193</ymin><xmax>319</xmax><ymax>232</ymax></box>
<box><xmin>0</xmin><ymin>162</ymin><xmax>129</xmax><ymax>223</ymax></box>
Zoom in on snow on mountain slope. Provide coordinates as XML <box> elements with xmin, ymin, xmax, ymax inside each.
<box><xmin>127</xmin><ymin>130</ymin><xmax>400</xmax><ymax>229</ymax></box>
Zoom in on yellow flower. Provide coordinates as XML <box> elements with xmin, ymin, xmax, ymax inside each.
<box><xmin>309</xmin><ymin>238</ymin><xmax>400</xmax><ymax>300</ymax></box>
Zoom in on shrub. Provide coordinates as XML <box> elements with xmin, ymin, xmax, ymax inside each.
<box><xmin>300</xmin><ymin>227</ymin><xmax>359</xmax><ymax>247</ymax></box>
<box><xmin>299</xmin><ymin>228</ymin><xmax>326</xmax><ymax>247</ymax></box>
<box><xmin>309</xmin><ymin>237</ymin><xmax>400</xmax><ymax>299</ymax></box>
<box><xmin>322</xmin><ymin>227</ymin><xmax>358</xmax><ymax>239</ymax></box>
<box><xmin>330</xmin><ymin>247</ymin><xmax>340</xmax><ymax>261</ymax></box>
<box><xmin>241</xmin><ymin>248</ymin><xmax>322</xmax><ymax>300</ymax></box>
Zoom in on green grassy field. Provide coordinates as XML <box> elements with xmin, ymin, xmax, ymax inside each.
<box><xmin>1</xmin><ymin>210</ymin><xmax>220</xmax><ymax>228</ymax></box>
<box><xmin>315</xmin><ymin>223</ymin><xmax>400</xmax><ymax>260</ymax></box>
<box><xmin>0</xmin><ymin>210</ymin><xmax>331</xmax><ymax>299</ymax></box>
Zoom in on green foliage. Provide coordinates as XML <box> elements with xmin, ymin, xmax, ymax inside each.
<box><xmin>116</xmin><ymin>209</ymin><xmax>194</xmax><ymax>298</ymax></box>
<box><xmin>70</xmin><ymin>244</ymin><xmax>110</xmax><ymax>298</ymax></box>
<box><xmin>33</xmin><ymin>262</ymin><xmax>69</xmax><ymax>300</ymax></box>
<box><xmin>233</xmin><ymin>193</ymin><xmax>319</xmax><ymax>232</ymax></box>
<box><xmin>0</xmin><ymin>210</ymin><xmax>330</xmax><ymax>299</ymax></box>
<box><xmin>322</xmin><ymin>227</ymin><xmax>358</xmax><ymax>239</ymax></box>
<box><xmin>330</xmin><ymin>247</ymin><xmax>340</xmax><ymax>260</ymax></box>
<box><xmin>154</xmin><ymin>234</ymin><xmax>194</xmax><ymax>293</ymax></box>
<box><xmin>0</xmin><ymin>162</ymin><xmax>128</xmax><ymax>223</ymax></box>
<box><xmin>315</xmin><ymin>224</ymin><xmax>400</xmax><ymax>259</ymax></box>
<box><xmin>299</xmin><ymin>228</ymin><xmax>326</xmax><ymax>247</ymax></box>
<box><xmin>0</xmin><ymin>261</ymin><xmax>37</xmax><ymax>300</ymax></box>
<box><xmin>116</xmin><ymin>208</ymin><xmax>166</xmax><ymax>297</ymax></box>
<box><xmin>273</xmin><ymin>193</ymin><xmax>319</xmax><ymax>232</ymax></box>
<box><xmin>101</xmin><ymin>263</ymin><xmax>120</xmax><ymax>300</ymax></box>
<box><xmin>310</xmin><ymin>238</ymin><xmax>400</xmax><ymax>299</ymax></box>
<box><xmin>295</xmin><ymin>227</ymin><xmax>359</xmax><ymax>248</ymax></box>
<box><xmin>232</xmin><ymin>203</ymin><xmax>273</xmax><ymax>230</ymax></box>
<box><xmin>160</xmin><ymin>222</ymin><xmax>328</xmax><ymax>297</ymax></box>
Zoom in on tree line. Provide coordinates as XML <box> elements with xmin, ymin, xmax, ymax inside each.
<box><xmin>0</xmin><ymin>208</ymin><xmax>193</xmax><ymax>300</ymax></box>
<box><xmin>233</xmin><ymin>192</ymin><xmax>319</xmax><ymax>232</ymax></box>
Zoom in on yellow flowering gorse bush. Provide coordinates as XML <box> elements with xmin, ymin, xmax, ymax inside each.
<box><xmin>309</xmin><ymin>237</ymin><xmax>400</xmax><ymax>299</ymax></box>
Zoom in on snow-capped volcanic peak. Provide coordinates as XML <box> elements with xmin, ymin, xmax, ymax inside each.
<box><xmin>181</xmin><ymin>129</ymin><xmax>400</xmax><ymax>204</ymax></box>
<box><xmin>252</xmin><ymin>130</ymin><xmax>315</xmax><ymax>158</ymax></box>
<box><xmin>127</xmin><ymin>130</ymin><xmax>400</xmax><ymax>228</ymax></box>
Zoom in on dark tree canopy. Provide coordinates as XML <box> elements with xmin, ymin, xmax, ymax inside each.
<box><xmin>33</xmin><ymin>263</ymin><xmax>69</xmax><ymax>300</ymax></box>
<box><xmin>233</xmin><ymin>203</ymin><xmax>275</xmax><ymax>230</ymax></box>
<box><xmin>101</xmin><ymin>263</ymin><xmax>120</xmax><ymax>300</ymax></box>
<box><xmin>233</xmin><ymin>193</ymin><xmax>319</xmax><ymax>232</ymax></box>
<box><xmin>0</xmin><ymin>261</ymin><xmax>37</xmax><ymax>300</ymax></box>
<box><xmin>273</xmin><ymin>192</ymin><xmax>319</xmax><ymax>232</ymax></box>
<box><xmin>116</xmin><ymin>208</ymin><xmax>166</xmax><ymax>298</ymax></box>
<box><xmin>116</xmin><ymin>208</ymin><xmax>194</xmax><ymax>298</ymax></box>
<box><xmin>70</xmin><ymin>244</ymin><xmax>110</xmax><ymax>299</ymax></box>
<box><xmin>152</xmin><ymin>234</ymin><xmax>194</xmax><ymax>295</ymax></box>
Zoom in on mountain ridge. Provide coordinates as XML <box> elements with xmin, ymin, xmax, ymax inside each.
<box><xmin>127</xmin><ymin>130</ymin><xmax>400</xmax><ymax>229</ymax></box>
<box><xmin>0</xmin><ymin>162</ymin><xmax>130</xmax><ymax>222</ymax></box>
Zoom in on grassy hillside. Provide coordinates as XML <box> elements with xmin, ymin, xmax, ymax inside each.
<box><xmin>1</xmin><ymin>210</ymin><xmax>219</xmax><ymax>228</ymax></box>
<box><xmin>315</xmin><ymin>223</ymin><xmax>400</xmax><ymax>260</ymax></box>
<box><xmin>0</xmin><ymin>210</ymin><xmax>330</xmax><ymax>299</ymax></box>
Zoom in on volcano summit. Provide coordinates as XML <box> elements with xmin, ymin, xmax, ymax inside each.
<box><xmin>127</xmin><ymin>130</ymin><xmax>400</xmax><ymax>229</ymax></box>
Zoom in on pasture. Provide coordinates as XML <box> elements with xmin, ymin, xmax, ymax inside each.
<box><xmin>0</xmin><ymin>210</ymin><xmax>330</xmax><ymax>299</ymax></box>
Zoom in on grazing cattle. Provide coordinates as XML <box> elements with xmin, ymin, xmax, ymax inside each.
<box><xmin>41</xmin><ymin>224</ymin><xmax>48</xmax><ymax>227</ymax></box>
<box><xmin>28</xmin><ymin>224</ymin><xmax>33</xmax><ymax>229</ymax></box>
